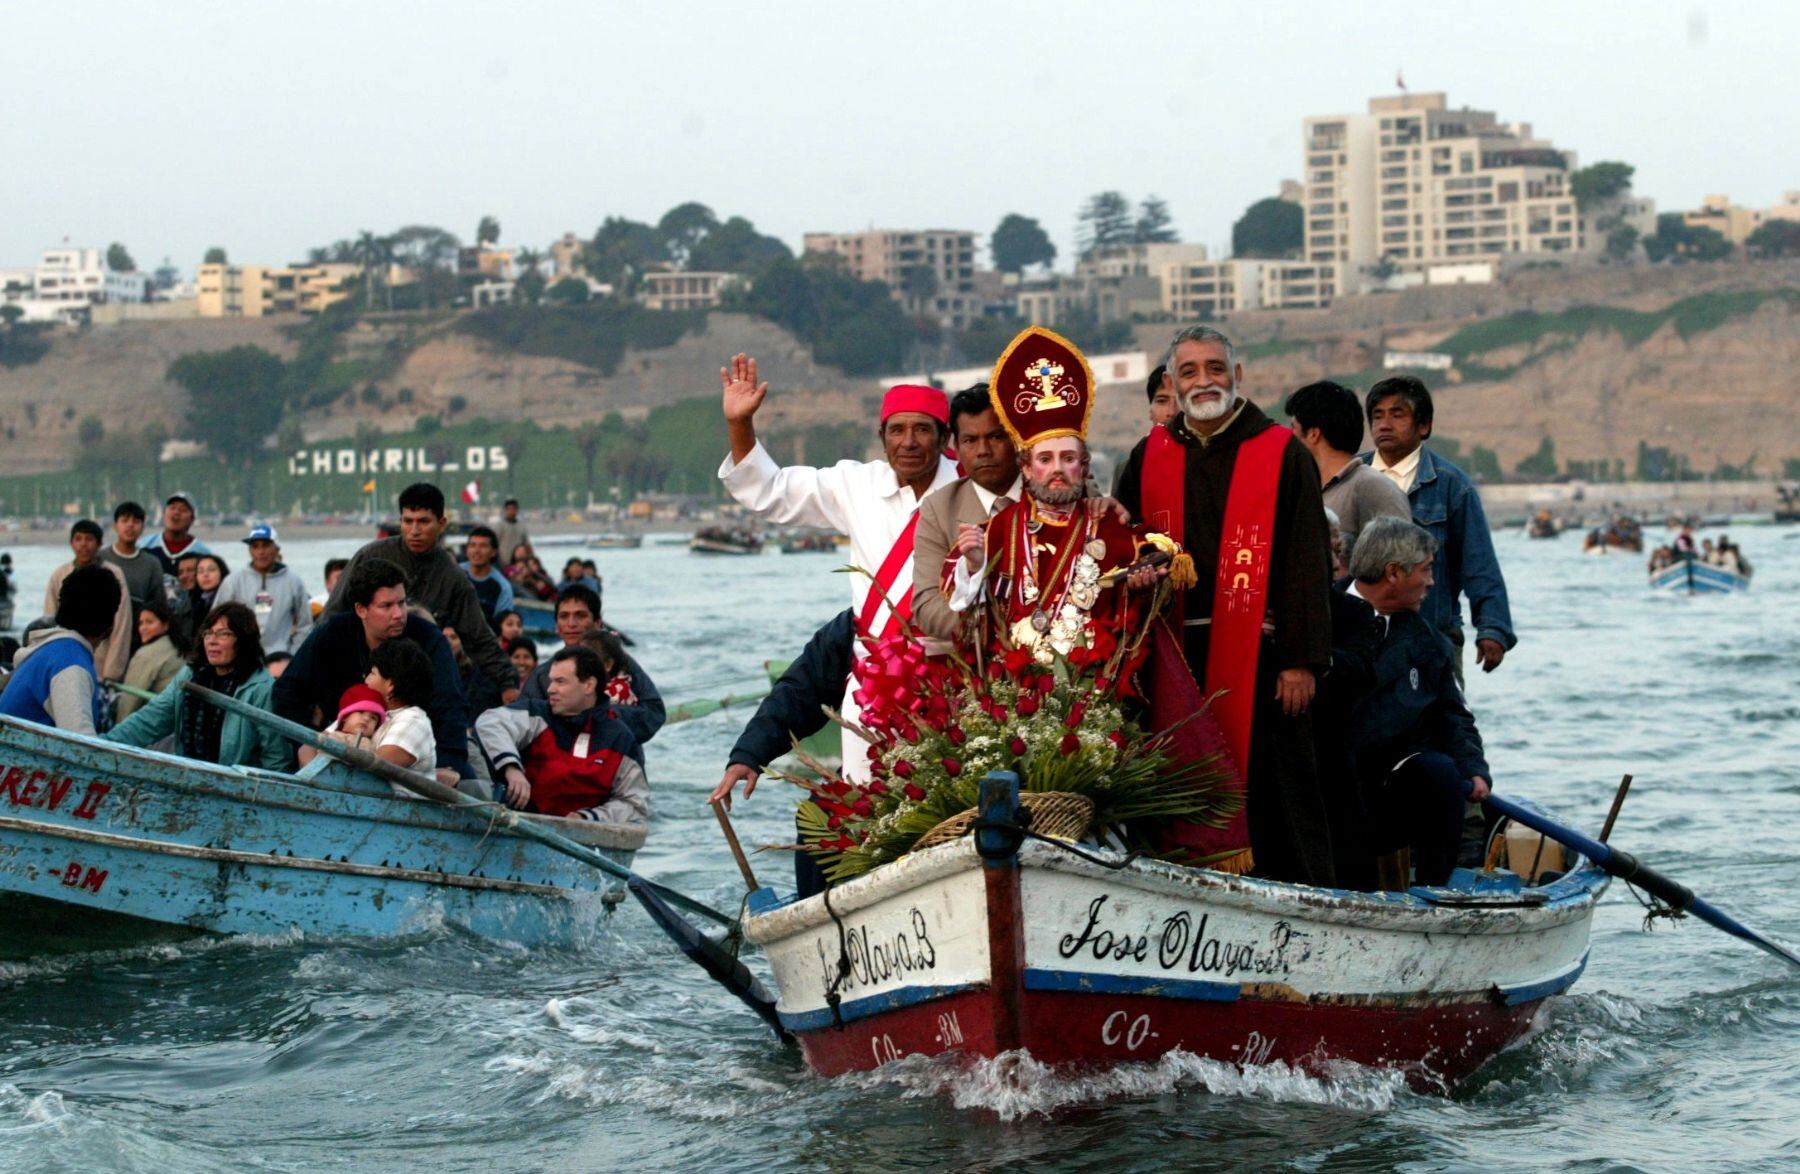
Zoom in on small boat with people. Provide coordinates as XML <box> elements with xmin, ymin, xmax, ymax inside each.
<box><xmin>590</xmin><ymin>532</ymin><xmax>643</xmax><ymax>550</ymax></box>
<box><xmin>1526</xmin><ymin>510</ymin><xmax>1562</xmax><ymax>539</ymax></box>
<box><xmin>779</xmin><ymin>529</ymin><xmax>839</xmax><ymax>555</ymax></box>
<box><xmin>1582</xmin><ymin>515</ymin><xmax>1642</xmax><ymax>554</ymax></box>
<box><xmin>690</xmin><ymin>526</ymin><xmax>764</xmax><ymax>555</ymax></box>
<box><xmin>0</xmin><ymin>708</ymin><xmax>645</xmax><ymax>947</ymax></box>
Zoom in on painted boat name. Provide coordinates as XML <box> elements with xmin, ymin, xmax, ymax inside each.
<box><xmin>0</xmin><ymin>764</ymin><xmax>110</xmax><ymax>820</ymax></box>
<box><xmin>1058</xmin><ymin>894</ymin><xmax>1300</xmax><ymax>979</ymax></box>
<box><xmin>815</xmin><ymin>908</ymin><xmax>937</xmax><ymax>993</ymax></box>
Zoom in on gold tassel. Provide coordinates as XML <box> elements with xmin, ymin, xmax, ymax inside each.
<box><xmin>1167</xmin><ymin>552</ymin><xmax>1198</xmax><ymax>592</ymax></box>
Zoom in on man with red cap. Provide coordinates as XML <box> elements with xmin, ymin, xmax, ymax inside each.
<box><xmin>716</xmin><ymin>353</ymin><xmax>958</xmax><ymax>786</ymax></box>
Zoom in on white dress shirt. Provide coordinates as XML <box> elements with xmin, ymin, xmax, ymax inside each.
<box><xmin>1371</xmin><ymin>446</ymin><xmax>1423</xmax><ymax>494</ymax></box>
<box><xmin>719</xmin><ymin>441</ymin><xmax>960</xmax><ymax>779</ymax></box>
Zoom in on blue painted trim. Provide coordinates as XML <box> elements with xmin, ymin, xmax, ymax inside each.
<box><xmin>778</xmin><ymin>982</ymin><xmax>981</xmax><ymax>1032</ymax></box>
<box><xmin>1495</xmin><ymin>952</ymin><xmax>1589</xmax><ymax>1006</ymax></box>
<box><xmin>746</xmin><ymin>887</ymin><xmax>787</xmax><ymax>915</ymax></box>
<box><xmin>1022</xmin><ymin>967</ymin><xmax>1240</xmax><ymax>1003</ymax></box>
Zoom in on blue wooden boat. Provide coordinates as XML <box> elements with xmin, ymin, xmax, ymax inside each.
<box><xmin>1648</xmin><ymin>557</ymin><xmax>1750</xmax><ymax>594</ymax></box>
<box><xmin>514</xmin><ymin>597</ymin><xmax>559</xmax><ymax>636</ymax></box>
<box><xmin>0</xmin><ymin>716</ymin><xmax>645</xmax><ymax>947</ymax></box>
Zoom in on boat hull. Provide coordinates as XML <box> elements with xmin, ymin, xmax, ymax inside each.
<box><xmin>746</xmin><ymin>833</ymin><xmax>1603</xmax><ymax>1090</ymax></box>
<box><xmin>0</xmin><ymin>717</ymin><xmax>644</xmax><ymax>947</ymax></box>
<box><xmin>1648</xmin><ymin>560</ymin><xmax>1750</xmax><ymax>593</ymax></box>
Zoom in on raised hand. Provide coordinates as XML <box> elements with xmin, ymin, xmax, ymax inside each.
<box><xmin>720</xmin><ymin>353</ymin><xmax>769</xmax><ymax>424</ymax></box>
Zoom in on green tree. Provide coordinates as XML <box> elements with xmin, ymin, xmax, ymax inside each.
<box><xmin>990</xmin><ymin>214</ymin><xmax>1056</xmax><ymax>274</ymax></box>
<box><xmin>1370</xmin><ymin>253</ymin><xmax>1401</xmax><ymax>282</ymax></box>
<box><xmin>387</xmin><ymin>225</ymin><xmax>461</xmax><ymax>307</ymax></box>
<box><xmin>476</xmin><ymin>215</ymin><xmax>501</xmax><ymax>246</ymax></box>
<box><xmin>203</xmin><ymin>246</ymin><xmax>228</xmax><ymax>265</ymax></box>
<box><xmin>1134</xmin><ymin>196</ymin><xmax>1178</xmax><ymax>244</ymax></box>
<box><xmin>499</xmin><ymin>425</ymin><xmax>530</xmax><ymax>494</ymax></box>
<box><xmin>686</xmin><ymin>215</ymin><xmax>792</xmax><ymax>274</ymax></box>
<box><xmin>546</xmin><ymin>277</ymin><xmax>591</xmax><ymax>304</ymax></box>
<box><xmin>956</xmin><ymin>314</ymin><xmax>1021</xmax><ymax>364</ymax></box>
<box><xmin>900</xmin><ymin>265</ymin><xmax>939</xmax><ymax>301</ymax></box>
<box><xmin>1644</xmin><ymin>214</ymin><xmax>1732</xmax><ymax>263</ymax></box>
<box><xmin>585</xmin><ymin>216</ymin><xmax>663</xmax><ymax>294</ymax></box>
<box><xmin>1604</xmin><ymin>224</ymin><xmax>1640</xmax><ymax>263</ymax></box>
<box><xmin>1076</xmin><ymin>191</ymin><xmax>1134</xmax><ymax>256</ymax></box>
<box><xmin>151</xmin><ymin>259</ymin><xmax>180</xmax><ymax>291</ymax></box>
<box><xmin>1746</xmin><ymin>219</ymin><xmax>1800</xmax><ymax>258</ymax></box>
<box><xmin>739</xmin><ymin>254</ymin><xmax>913</xmax><ymax>375</ymax></box>
<box><xmin>1569</xmin><ymin>162</ymin><xmax>1635</xmax><ymax>210</ymax></box>
<box><xmin>1232</xmin><ymin>197</ymin><xmax>1303</xmax><ymax>258</ymax></box>
<box><xmin>106</xmin><ymin>243</ymin><xmax>136</xmax><ymax>272</ymax></box>
<box><xmin>142</xmin><ymin>419</ymin><xmax>170</xmax><ymax>505</ymax></box>
<box><xmin>573</xmin><ymin>420</ymin><xmax>604</xmax><ymax>502</ymax></box>
<box><xmin>1514</xmin><ymin>436</ymin><xmax>1558</xmax><ymax>479</ymax></box>
<box><xmin>166</xmin><ymin>345</ymin><xmax>288</xmax><ymax>507</ymax></box>
<box><xmin>657</xmin><ymin>202</ymin><xmax>719</xmax><ymax>268</ymax></box>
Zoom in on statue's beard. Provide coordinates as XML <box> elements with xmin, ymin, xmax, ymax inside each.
<box><xmin>1029</xmin><ymin>479</ymin><xmax>1084</xmax><ymax>506</ymax></box>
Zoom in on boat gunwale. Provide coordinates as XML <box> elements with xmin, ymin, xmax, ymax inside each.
<box><xmin>744</xmin><ymin>835</ymin><xmax>1608</xmax><ymax>945</ymax></box>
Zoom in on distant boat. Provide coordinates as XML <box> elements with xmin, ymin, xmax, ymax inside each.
<box><xmin>590</xmin><ymin>533</ymin><xmax>643</xmax><ymax>550</ymax></box>
<box><xmin>1776</xmin><ymin>486</ymin><xmax>1800</xmax><ymax>524</ymax></box>
<box><xmin>690</xmin><ymin>527</ymin><xmax>763</xmax><ymax>555</ymax></box>
<box><xmin>779</xmin><ymin>531</ymin><xmax>838</xmax><ymax>554</ymax></box>
<box><xmin>1649</xmin><ymin>557</ymin><xmax>1751</xmax><ymax>594</ymax></box>
<box><xmin>1527</xmin><ymin>512</ymin><xmax>1562</xmax><ymax>539</ymax></box>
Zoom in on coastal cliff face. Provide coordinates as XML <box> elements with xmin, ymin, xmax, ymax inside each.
<box><xmin>1</xmin><ymin>262</ymin><xmax>1795</xmax><ymax>479</ymax></box>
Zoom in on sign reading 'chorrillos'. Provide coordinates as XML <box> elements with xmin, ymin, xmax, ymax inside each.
<box><xmin>286</xmin><ymin>445</ymin><xmax>511</xmax><ymax>478</ymax></box>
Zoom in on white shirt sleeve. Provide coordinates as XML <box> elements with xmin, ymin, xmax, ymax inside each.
<box><xmin>717</xmin><ymin>441</ymin><xmax>856</xmax><ymax>531</ymax></box>
<box><xmin>377</xmin><ymin>706</ymin><xmax>437</xmax><ymax>773</ymax></box>
<box><xmin>947</xmin><ymin>552</ymin><xmax>986</xmax><ymax>612</ymax></box>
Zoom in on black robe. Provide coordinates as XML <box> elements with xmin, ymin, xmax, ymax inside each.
<box><xmin>1115</xmin><ymin>401</ymin><xmax>1337</xmax><ymax>886</ymax></box>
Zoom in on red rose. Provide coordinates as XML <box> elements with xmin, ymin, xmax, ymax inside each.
<box><xmin>1030</xmin><ymin>673</ymin><xmax>1053</xmax><ymax>695</ymax></box>
<box><xmin>987</xmin><ymin>661</ymin><xmax>1004</xmax><ymax>681</ymax></box>
<box><xmin>867</xmin><ymin>779</ymin><xmax>889</xmax><ymax>795</ymax></box>
<box><xmin>853</xmin><ymin>798</ymin><xmax>873</xmax><ymax>817</ymax></box>
<box><xmin>1094</xmin><ymin>676</ymin><xmax>1112</xmax><ymax>694</ymax></box>
<box><xmin>947</xmin><ymin>726</ymin><xmax>967</xmax><ymax>746</ymax></box>
<box><xmin>827</xmin><ymin>815</ymin><xmax>842</xmax><ymax>829</ymax></box>
<box><xmin>1017</xmin><ymin>696</ymin><xmax>1039</xmax><ymax>717</ymax></box>
<box><xmin>1065</xmin><ymin>701</ymin><xmax>1088</xmax><ymax>728</ymax></box>
<box><xmin>1108</xmin><ymin>729</ymin><xmax>1127</xmax><ymax>749</ymax></box>
<box><xmin>893</xmin><ymin>759</ymin><xmax>914</xmax><ymax>779</ymax></box>
<box><xmin>1004</xmin><ymin>648</ymin><xmax>1033</xmax><ymax>675</ymax></box>
<box><xmin>903</xmin><ymin>783</ymin><xmax>926</xmax><ymax>802</ymax></box>
<box><xmin>1009</xmin><ymin>737</ymin><xmax>1028</xmax><ymax>756</ymax></box>
<box><xmin>1059</xmin><ymin>733</ymin><xmax>1080</xmax><ymax>755</ymax></box>
<box><xmin>991</xmin><ymin>705</ymin><xmax>1009</xmax><ymax>722</ymax></box>
<box><xmin>942</xmin><ymin>757</ymin><xmax>962</xmax><ymax>777</ymax></box>
<box><xmin>900</xmin><ymin>725</ymin><xmax>920</xmax><ymax>744</ymax></box>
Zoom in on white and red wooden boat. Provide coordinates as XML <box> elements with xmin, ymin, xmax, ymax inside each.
<box><xmin>743</xmin><ymin>778</ymin><xmax>1606</xmax><ymax>1091</ymax></box>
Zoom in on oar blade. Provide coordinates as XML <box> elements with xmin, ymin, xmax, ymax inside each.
<box><xmin>627</xmin><ymin>876</ymin><xmax>791</xmax><ymax>1043</ymax></box>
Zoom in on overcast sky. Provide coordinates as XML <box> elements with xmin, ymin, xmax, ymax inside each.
<box><xmin>6</xmin><ymin>1</ymin><xmax>1794</xmax><ymax>273</ymax></box>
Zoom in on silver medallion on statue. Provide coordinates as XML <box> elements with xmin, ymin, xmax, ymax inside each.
<box><xmin>1030</xmin><ymin>610</ymin><xmax>1051</xmax><ymax>633</ymax></box>
<box><xmin>1085</xmin><ymin>539</ymin><xmax>1106</xmax><ymax>560</ymax></box>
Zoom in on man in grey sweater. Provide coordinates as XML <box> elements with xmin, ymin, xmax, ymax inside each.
<box><xmin>1286</xmin><ymin>381</ymin><xmax>1411</xmax><ymax>548</ymax></box>
<box><xmin>324</xmin><ymin>483</ymin><xmax>519</xmax><ymax>701</ymax></box>
<box><xmin>215</xmin><ymin>524</ymin><xmax>313</xmax><ymax>655</ymax></box>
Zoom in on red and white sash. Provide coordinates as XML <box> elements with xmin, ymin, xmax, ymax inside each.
<box><xmin>854</xmin><ymin>514</ymin><xmax>919</xmax><ymax>642</ymax></box>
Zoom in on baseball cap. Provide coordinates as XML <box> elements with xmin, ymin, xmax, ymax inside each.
<box><xmin>243</xmin><ymin>524</ymin><xmax>279</xmax><ymax>544</ymax></box>
<box><xmin>166</xmin><ymin>492</ymin><xmax>196</xmax><ymax>510</ymax></box>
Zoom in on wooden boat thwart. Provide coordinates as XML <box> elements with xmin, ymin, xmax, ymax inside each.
<box><xmin>0</xmin><ymin>717</ymin><xmax>644</xmax><ymax>946</ymax></box>
<box><xmin>744</xmin><ymin>793</ymin><xmax>1605</xmax><ymax>1089</ymax></box>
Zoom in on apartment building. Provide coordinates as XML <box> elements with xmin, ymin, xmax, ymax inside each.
<box><xmin>802</xmin><ymin>228</ymin><xmax>982</xmax><ymax>328</ymax></box>
<box><xmin>1680</xmin><ymin>195</ymin><xmax>1762</xmax><ymax>245</ymax></box>
<box><xmin>1160</xmin><ymin>259</ymin><xmax>1338</xmax><ymax>320</ymax></box>
<box><xmin>0</xmin><ymin>248</ymin><xmax>149</xmax><ymax>324</ymax></box>
<box><xmin>1304</xmin><ymin>92</ymin><xmax>1582</xmax><ymax>291</ymax></box>
<box><xmin>196</xmin><ymin>262</ymin><xmax>360</xmax><ymax>317</ymax></box>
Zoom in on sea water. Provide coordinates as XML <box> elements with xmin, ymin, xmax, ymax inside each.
<box><xmin>1</xmin><ymin>529</ymin><xmax>1796</xmax><ymax>1171</ymax></box>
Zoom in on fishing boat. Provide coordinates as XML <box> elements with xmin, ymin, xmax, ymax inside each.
<box><xmin>514</xmin><ymin>597</ymin><xmax>559</xmax><ymax>636</ymax></box>
<box><xmin>742</xmin><ymin>785</ymin><xmax>1606</xmax><ymax>1091</ymax></box>
<box><xmin>690</xmin><ymin>527</ymin><xmax>764</xmax><ymax>555</ymax></box>
<box><xmin>590</xmin><ymin>532</ymin><xmax>643</xmax><ymax>549</ymax></box>
<box><xmin>1526</xmin><ymin>511</ymin><xmax>1562</xmax><ymax>539</ymax></box>
<box><xmin>0</xmin><ymin>716</ymin><xmax>644</xmax><ymax>946</ymax></box>
<box><xmin>779</xmin><ymin>530</ymin><xmax>839</xmax><ymax>555</ymax></box>
<box><xmin>1648</xmin><ymin>557</ymin><xmax>1751</xmax><ymax>594</ymax></box>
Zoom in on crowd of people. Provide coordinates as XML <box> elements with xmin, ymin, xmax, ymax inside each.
<box><xmin>710</xmin><ymin>324</ymin><xmax>1515</xmax><ymax>895</ymax></box>
<box><xmin>0</xmin><ymin>485</ymin><xmax>659</xmax><ymax>828</ymax></box>
<box><xmin>1648</xmin><ymin>527</ymin><xmax>1752</xmax><ymax>576</ymax></box>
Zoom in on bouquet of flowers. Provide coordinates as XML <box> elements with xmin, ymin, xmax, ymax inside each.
<box><xmin>786</xmin><ymin>621</ymin><xmax>1239</xmax><ymax>883</ymax></box>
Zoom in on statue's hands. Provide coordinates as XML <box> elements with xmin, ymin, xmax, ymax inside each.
<box><xmin>956</xmin><ymin>523</ymin><xmax>986</xmax><ymax>571</ymax></box>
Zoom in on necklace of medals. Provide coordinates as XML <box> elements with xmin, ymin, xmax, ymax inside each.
<box><xmin>1014</xmin><ymin>505</ymin><xmax>1087</xmax><ymax>634</ymax></box>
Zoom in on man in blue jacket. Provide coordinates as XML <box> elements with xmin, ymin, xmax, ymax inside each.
<box><xmin>0</xmin><ymin>565</ymin><xmax>121</xmax><ymax>733</ymax></box>
<box><xmin>1363</xmin><ymin>376</ymin><xmax>1515</xmax><ymax>684</ymax></box>
<box><xmin>1329</xmin><ymin>517</ymin><xmax>1492</xmax><ymax>887</ymax></box>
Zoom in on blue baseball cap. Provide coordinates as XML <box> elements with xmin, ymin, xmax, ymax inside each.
<box><xmin>243</xmin><ymin>524</ymin><xmax>279</xmax><ymax>544</ymax></box>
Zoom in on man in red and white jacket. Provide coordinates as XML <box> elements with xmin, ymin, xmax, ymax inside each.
<box><xmin>474</xmin><ymin>645</ymin><xmax>649</xmax><ymax>825</ymax></box>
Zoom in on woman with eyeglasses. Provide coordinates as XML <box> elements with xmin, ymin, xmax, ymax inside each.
<box><xmin>107</xmin><ymin>601</ymin><xmax>289</xmax><ymax>770</ymax></box>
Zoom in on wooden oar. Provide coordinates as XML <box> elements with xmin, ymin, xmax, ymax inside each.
<box><xmin>1486</xmin><ymin>793</ymin><xmax>1800</xmax><ymax>970</ymax></box>
<box><xmin>664</xmin><ymin>686</ymin><xmax>771</xmax><ymax>725</ymax></box>
<box><xmin>177</xmin><ymin>681</ymin><xmax>733</xmax><ymax>929</ymax></box>
<box><xmin>180</xmin><ymin>682</ymin><xmax>791</xmax><ymax>1037</ymax></box>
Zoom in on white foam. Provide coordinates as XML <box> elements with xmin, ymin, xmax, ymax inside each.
<box><xmin>842</xmin><ymin>1048</ymin><xmax>1409</xmax><ymax>1121</ymax></box>
<box><xmin>0</xmin><ymin>1084</ymin><xmax>72</xmax><ymax>1133</ymax></box>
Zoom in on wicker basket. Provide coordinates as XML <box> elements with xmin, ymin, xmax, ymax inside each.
<box><xmin>915</xmin><ymin>791</ymin><xmax>1094</xmax><ymax>850</ymax></box>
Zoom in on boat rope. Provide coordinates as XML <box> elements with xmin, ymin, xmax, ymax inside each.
<box><xmin>1623</xmin><ymin>878</ymin><xmax>1687</xmax><ymax>931</ymax></box>
<box><xmin>819</xmin><ymin>881</ymin><xmax>854</xmax><ymax>1032</ymax></box>
<box><xmin>1020</xmin><ymin>829</ymin><xmax>1147</xmax><ymax>871</ymax></box>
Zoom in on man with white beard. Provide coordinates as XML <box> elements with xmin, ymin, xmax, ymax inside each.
<box><xmin>1112</xmin><ymin>325</ymin><xmax>1338</xmax><ymax>887</ymax></box>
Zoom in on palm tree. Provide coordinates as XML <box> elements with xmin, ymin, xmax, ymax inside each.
<box><xmin>352</xmin><ymin>230</ymin><xmax>383</xmax><ymax>310</ymax></box>
<box><xmin>573</xmin><ymin>421</ymin><xmax>604</xmax><ymax>505</ymax></box>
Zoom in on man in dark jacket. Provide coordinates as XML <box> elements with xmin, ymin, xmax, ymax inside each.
<box><xmin>1326</xmin><ymin>517</ymin><xmax>1491</xmax><ymax>887</ymax></box>
<box><xmin>277</xmin><ymin>557</ymin><xmax>472</xmax><ymax>777</ymax></box>
<box><xmin>325</xmin><ymin>482</ymin><xmax>517</xmax><ymax>703</ymax></box>
<box><xmin>517</xmin><ymin>583</ymin><xmax>663</xmax><ymax>744</ymax></box>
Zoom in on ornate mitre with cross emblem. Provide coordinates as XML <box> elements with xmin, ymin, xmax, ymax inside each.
<box><xmin>990</xmin><ymin>326</ymin><xmax>1095</xmax><ymax>450</ymax></box>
